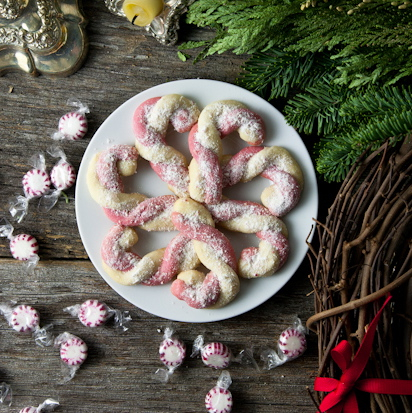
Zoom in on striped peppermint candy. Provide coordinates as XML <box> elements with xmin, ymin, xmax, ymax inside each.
<box><xmin>19</xmin><ymin>407</ymin><xmax>37</xmax><ymax>413</ymax></box>
<box><xmin>50</xmin><ymin>161</ymin><xmax>76</xmax><ymax>190</ymax></box>
<box><xmin>9</xmin><ymin>233</ymin><xmax>39</xmax><ymax>261</ymax></box>
<box><xmin>201</xmin><ymin>342</ymin><xmax>232</xmax><ymax>369</ymax></box>
<box><xmin>60</xmin><ymin>335</ymin><xmax>88</xmax><ymax>366</ymax></box>
<box><xmin>205</xmin><ymin>371</ymin><xmax>233</xmax><ymax>413</ymax></box>
<box><xmin>78</xmin><ymin>299</ymin><xmax>109</xmax><ymax>327</ymax></box>
<box><xmin>159</xmin><ymin>335</ymin><xmax>186</xmax><ymax>369</ymax></box>
<box><xmin>58</xmin><ymin>111</ymin><xmax>88</xmax><ymax>140</ymax></box>
<box><xmin>278</xmin><ymin>326</ymin><xmax>307</xmax><ymax>359</ymax></box>
<box><xmin>205</xmin><ymin>386</ymin><xmax>233</xmax><ymax>413</ymax></box>
<box><xmin>22</xmin><ymin>169</ymin><xmax>51</xmax><ymax>198</ymax></box>
<box><xmin>10</xmin><ymin>304</ymin><xmax>40</xmax><ymax>333</ymax></box>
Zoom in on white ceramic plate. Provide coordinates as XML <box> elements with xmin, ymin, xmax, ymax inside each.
<box><xmin>75</xmin><ymin>79</ymin><xmax>318</xmax><ymax>323</ymax></box>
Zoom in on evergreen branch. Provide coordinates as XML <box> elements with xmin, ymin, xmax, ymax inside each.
<box><xmin>283</xmin><ymin>76</ymin><xmax>348</xmax><ymax>135</ymax></box>
<box><xmin>317</xmin><ymin>109</ymin><xmax>412</xmax><ymax>181</ymax></box>
<box><xmin>237</xmin><ymin>50</ymin><xmax>333</xmax><ymax>99</ymax></box>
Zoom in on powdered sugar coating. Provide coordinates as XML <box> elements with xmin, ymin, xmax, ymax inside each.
<box><xmin>205</xmin><ymin>386</ymin><xmax>233</xmax><ymax>413</ymax></box>
<box><xmin>22</xmin><ymin>169</ymin><xmax>51</xmax><ymax>198</ymax></box>
<box><xmin>208</xmin><ymin>199</ymin><xmax>289</xmax><ymax>278</ymax></box>
<box><xmin>60</xmin><ymin>336</ymin><xmax>88</xmax><ymax>366</ymax></box>
<box><xmin>9</xmin><ymin>233</ymin><xmax>39</xmax><ymax>261</ymax></box>
<box><xmin>78</xmin><ymin>299</ymin><xmax>109</xmax><ymax>327</ymax></box>
<box><xmin>159</xmin><ymin>337</ymin><xmax>186</xmax><ymax>368</ymax></box>
<box><xmin>58</xmin><ymin>111</ymin><xmax>88</xmax><ymax>140</ymax></box>
<box><xmin>201</xmin><ymin>342</ymin><xmax>232</xmax><ymax>369</ymax></box>
<box><xmin>133</xmin><ymin>94</ymin><xmax>200</xmax><ymax>197</ymax></box>
<box><xmin>222</xmin><ymin>146</ymin><xmax>303</xmax><ymax>217</ymax></box>
<box><xmin>278</xmin><ymin>327</ymin><xmax>307</xmax><ymax>359</ymax></box>
<box><xmin>51</xmin><ymin>161</ymin><xmax>76</xmax><ymax>190</ymax></box>
<box><xmin>10</xmin><ymin>304</ymin><xmax>40</xmax><ymax>333</ymax></box>
<box><xmin>188</xmin><ymin>100</ymin><xmax>265</xmax><ymax>205</ymax></box>
<box><xmin>170</xmin><ymin>198</ymin><xmax>239</xmax><ymax>309</ymax></box>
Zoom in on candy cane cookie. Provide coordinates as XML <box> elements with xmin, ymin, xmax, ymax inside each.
<box><xmin>170</xmin><ymin>198</ymin><xmax>239</xmax><ymax>309</ymax></box>
<box><xmin>133</xmin><ymin>94</ymin><xmax>200</xmax><ymax>197</ymax></box>
<box><xmin>101</xmin><ymin>225</ymin><xmax>199</xmax><ymax>286</ymax></box>
<box><xmin>222</xmin><ymin>146</ymin><xmax>303</xmax><ymax>217</ymax></box>
<box><xmin>207</xmin><ymin>199</ymin><xmax>289</xmax><ymax>278</ymax></box>
<box><xmin>188</xmin><ymin>100</ymin><xmax>265</xmax><ymax>205</ymax></box>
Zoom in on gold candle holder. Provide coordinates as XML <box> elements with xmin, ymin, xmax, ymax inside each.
<box><xmin>0</xmin><ymin>0</ymin><xmax>88</xmax><ymax>76</ymax></box>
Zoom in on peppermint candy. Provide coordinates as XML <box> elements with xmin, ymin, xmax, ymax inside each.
<box><xmin>192</xmin><ymin>335</ymin><xmax>232</xmax><ymax>369</ymax></box>
<box><xmin>10</xmin><ymin>304</ymin><xmax>40</xmax><ymax>333</ymax></box>
<box><xmin>19</xmin><ymin>398</ymin><xmax>59</xmax><ymax>413</ymax></box>
<box><xmin>52</xmin><ymin>99</ymin><xmax>89</xmax><ymax>141</ymax></box>
<box><xmin>155</xmin><ymin>328</ymin><xmax>186</xmax><ymax>382</ymax></box>
<box><xmin>205</xmin><ymin>371</ymin><xmax>233</xmax><ymax>413</ymax></box>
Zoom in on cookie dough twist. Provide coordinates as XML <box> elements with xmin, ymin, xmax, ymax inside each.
<box><xmin>133</xmin><ymin>94</ymin><xmax>200</xmax><ymax>197</ymax></box>
<box><xmin>222</xmin><ymin>146</ymin><xmax>304</xmax><ymax>217</ymax></box>
<box><xmin>101</xmin><ymin>225</ymin><xmax>199</xmax><ymax>286</ymax></box>
<box><xmin>170</xmin><ymin>198</ymin><xmax>240</xmax><ymax>309</ymax></box>
<box><xmin>87</xmin><ymin>144</ymin><xmax>177</xmax><ymax>231</ymax></box>
<box><xmin>207</xmin><ymin>199</ymin><xmax>289</xmax><ymax>278</ymax></box>
<box><xmin>188</xmin><ymin>100</ymin><xmax>265</xmax><ymax>205</ymax></box>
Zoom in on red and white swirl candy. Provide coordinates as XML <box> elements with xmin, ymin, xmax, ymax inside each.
<box><xmin>133</xmin><ymin>94</ymin><xmax>200</xmax><ymax>197</ymax></box>
<box><xmin>52</xmin><ymin>98</ymin><xmax>89</xmax><ymax>141</ymax></box>
<box><xmin>188</xmin><ymin>100</ymin><xmax>265</xmax><ymax>205</ymax></box>
<box><xmin>170</xmin><ymin>198</ymin><xmax>239</xmax><ymax>309</ymax></box>
<box><xmin>205</xmin><ymin>371</ymin><xmax>233</xmax><ymax>413</ymax></box>
<box><xmin>207</xmin><ymin>199</ymin><xmax>289</xmax><ymax>278</ymax></box>
<box><xmin>0</xmin><ymin>218</ymin><xmax>40</xmax><ymax>274</ymax></box>
<box><xmin>55</xmin><ymin>332</ymin><xmax>88</xmax><ymax>381</ymax></box>
<box><xmin>19</xmin><ymin>399</ymin><xmax>59</xmax><ymax>413</ymax></box>
<box><xmin>192</xmin><ymin>335</ymin><xmax>233</xmax><ymax>369</ymax></box>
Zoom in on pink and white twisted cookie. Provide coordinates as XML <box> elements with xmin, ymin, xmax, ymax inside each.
<box><xmin>101</xmin><ymin>224</ymin><xmax>199</xmax><ymax>286</ymax></box>
<box><xmin>87</xmin><ymin>144</ymin><xmax>176</xmax><ymax>231</ymax></box>
<box><xmin>133</xmin><ymin>94</ymin><xmax>200</xmax><ymax>197</ymax></box>
<box><xmin>188</xmin><ymin>100</ymin><xmax>265</xmax><ymax>205</ymax></box>
<box><xmin>170</xmin><ymin>198</ymin><xmax>240</xmax><ymax>309</ymax></box>
<box><xmin>222</xmin><ymin>146</ymin><xmax>304</xmax><ymax>217</ymax></box>
<box><xmin>207</xmin><ymin>199</ymin><xmax>289</xmax><ymax>278</ymax></box>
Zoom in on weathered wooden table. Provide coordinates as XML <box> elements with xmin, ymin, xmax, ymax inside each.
<box><xmin>0</xmin><ymin>2</ymin><xmax>334</xmax><ymax>412</ymax></box>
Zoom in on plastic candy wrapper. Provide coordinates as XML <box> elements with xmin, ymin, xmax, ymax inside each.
<box><xmin>63</xmin><ymin>299</ymin><xmax>131</xmax><ymax>331</ymax></box>
<box><xmin>19</xmin><ymin>398</ymin><xmax>59</xmax><ymax>413</ymax></box>
<box><xmin>260</xmin><ymin>317</ymin><xmax>307</xmax><ymax>369</ymax></box>
<box><xmin>205</xmin><ymin>371</ymin><xmax>233</xmax><ymax>413</ymax></box>
<box><xmin>0</xmin><ymin>302</ymin><xmax>54</xmax><ymax>347</ymax></box>
<box><xmin>155</xmin><ymin>327</ymin><xmax>186</xmax><ymax>383</ymax></box>
<box><xmin>0</xmin><ymin>382</ymin><xmax>12</xmax><ymax>406</ymax></box>
<box><xmin>9</xmin><ymin>153</ymin><xmax>50</xmax><ymax>223</ymax></box>
<box><xmin>0</xmin><ymin>218</ymin><xmax>40</xmax><ymax>275</ymax></box>
<box><xmin>191</xmin><ymin>335</ymin><xmax>258</xmax><ymax>370</ymax></box>
<box><xmin>52</xmin><ymin>98</ymin><xmax>89</xmax><ymax>141</ymax></box>
<box><xmin>54</xmin><ymin>332</ymin><xmax>88</xmax><ymax>382</ymax></box>
<box><xmin>38</xmin><ymin>145</ymin><xmax>76</xmax><ymax>212</ymax></box>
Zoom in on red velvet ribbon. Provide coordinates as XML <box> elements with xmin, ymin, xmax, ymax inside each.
<box><xmin>314</xmin><ymin>295</ymin><xmax>412</xmax><ymax>412</ymax></box>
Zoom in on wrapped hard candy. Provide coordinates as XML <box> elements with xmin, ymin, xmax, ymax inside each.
<box><xmin>205</xmin><ymin>371</ymin><xmax>233</xmax><ymax>413</ymax></box>
<box><xmin>9</xmin><ymin>153</ymin><xmax>50</xmax><ymax>223</ymax></box>
<box><xmin>191</xmin><ymin>335</ymin><xmax>232</xmax><ymax>369</ymax></box>
<box><xmin>0</xmin><ymin>217</ymin><xmax>40</xmax><ymax>275</ymax></box>
<box><xmin>0</xmin><ymin>302</ymin><xmax>54</xmax><ymax>347</ymax></box>
<box><xmin>260</xmin><ymin>317</ymin><xmax>307</xmax><ymax>369</ymax></box>
<box><xmin>155</xmin><ymin>327</ymin><xmax>186</xmax><ymax>382</ymax></box>
<box><xmin>55</xmin><ymin>332</ymin><xmax>88</xmax><ymax>382</ymax></box>
<box><xmin>19</xmin><ymin>398</ymin><xmax>59</xmax><ymax>413</ymax></box>
<box><xmin>0</xmin><ymin>382</ymin><xmax>12</xmax><ymax>406</ymax></box>
<box><xmin>63</xmin><ymin>299</ymin><xmax>131</xmax><ymax>331</ymax></box>
<box><xmin>52</xmin><ymin>98</ymin><xmax>89</xmax><ymax>141</ymax></box>
<box><xmin>38</xmin><ymin>146</ymin><xmax>76</xmax><ymax>212</ymax></box>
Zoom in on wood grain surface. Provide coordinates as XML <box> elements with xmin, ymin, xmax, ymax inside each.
<box><xmin>0</xmin><ymin>2</ymin><xmax>327</xmax><ymax>412</ymax></box>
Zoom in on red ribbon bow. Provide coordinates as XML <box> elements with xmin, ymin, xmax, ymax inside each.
<box><xmin>314</xmin><ymin>295</ymin><xmax>412</xmax><ymax>412</ymax></box>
